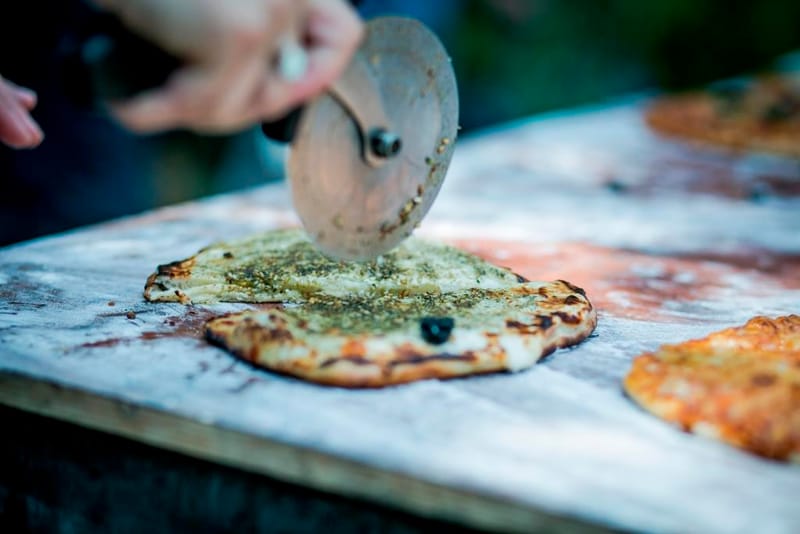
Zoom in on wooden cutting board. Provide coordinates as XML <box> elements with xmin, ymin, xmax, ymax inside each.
<box><xmin>2</xmin><ymin>101</ymin><xmax>800</xmax><ymax>533</ymax></box>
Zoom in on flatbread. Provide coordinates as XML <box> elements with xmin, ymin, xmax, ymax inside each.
<box><xmin>645</xmin><ymin>75</ymin><xmax>800</xmax><ymax>157</ymax></box>
<box><xmin>145</xmin><ymin>228</ymin><xmax>527</xmax><ymax>305</ymax></box>
<box><xmin>144</xmin><ymin>228</ymin><xmax>596</xmax><ymax>387</ymax></box>
<box><xmin>206</xmin><ymin>281</ymin><xmax>596</xmax><ymax>388</ymax></box>
<box><xmin>624</xmin><ymin>315</ymin><xmax>800</xmax><ymax>462</ymax></box>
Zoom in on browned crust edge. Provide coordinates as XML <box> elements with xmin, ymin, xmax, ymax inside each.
<box><xmin>144</xmin><ymin>257</ymin><xmax>197</xmax><ymax>302</ymax></box>
<box><xmin>204</xmin><ymin>295</ymin><xmax>598</xmax><ymax>389</ymax></box>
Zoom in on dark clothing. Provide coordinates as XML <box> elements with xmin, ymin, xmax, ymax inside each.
<box><xmin>1</xmin><ymin>1</ymin><xmax>159</xmax><ymax>246</ymax></box>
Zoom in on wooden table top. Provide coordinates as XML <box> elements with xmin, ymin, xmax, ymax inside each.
<box><xmin>2</xmin><ymin>99</ymin><xmax>799</xmax><ymax>533</ymax></box>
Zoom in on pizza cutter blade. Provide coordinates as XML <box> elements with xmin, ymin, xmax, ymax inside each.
<box><xmin>288</xmin><ymin>17</ymin><xmax>459</xmax><ymax>261</ymax></box>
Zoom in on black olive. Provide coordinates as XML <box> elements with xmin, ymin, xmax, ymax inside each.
<box><xmin>420</xmin><ymin>316</ymin><xmax>454</xmax><ymax>345</ymax></box>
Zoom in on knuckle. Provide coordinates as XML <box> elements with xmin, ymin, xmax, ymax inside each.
<box><xmin>210</xmin><ymin>10</ymin><xmax>269</xmax><ymax>54</ymax></box>
<box><xmin>229</xmin><ymin>20</ymin><xmax>268</xmax><ymax>53</ymax></box>
<box><xmin>349</xmin><ymin>16</ymin><xmax>366</xmax><ymax>48</ymax></box>
<box><xmin>257</xmin><ymin>93</ymin><xmax>285</xmax><ymax>122</ymax></box>
<box><xmin>172</xmin><ymin>87</ymin><xmax>215</xmax><ymax>124</ymax></box>
<box><xmin>270</xmin><ymin>0</ymin><xmax>291</xmax><ymax>23</ymax></box>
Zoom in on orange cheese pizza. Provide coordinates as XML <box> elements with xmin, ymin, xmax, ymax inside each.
<box><xmin>625</xmin><ymin>315</ymin><xmax>800</xmax><ymax>462</ymax></box>
<box><xmin>645</xmin><ymin>75</ymin><xmax>800</xmax><ymax>157</ymax></box>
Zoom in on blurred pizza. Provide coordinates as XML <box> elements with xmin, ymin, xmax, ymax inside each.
<box><xmin>625</xmin><ymin>315</ymin><xmax>800</xmax><ymax>462</ymax></box>
<box><xmin>645</xmin><ymin>75</ymin><xmax>800</xmax><ymax>157</ymax></box>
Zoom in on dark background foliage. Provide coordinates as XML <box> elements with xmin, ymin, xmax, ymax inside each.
<box><xmin>1</xmin><ymin>0</ymin><xmax>798</xmax><ymax>244</ymax></box>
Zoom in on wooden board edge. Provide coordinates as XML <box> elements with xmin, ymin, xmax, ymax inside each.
<box><xmin>0</xmin><ymin>370</ymin><xmax>612</xmax><ymax>533</ymax></box>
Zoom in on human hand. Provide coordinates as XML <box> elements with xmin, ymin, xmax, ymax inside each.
<box><xmin>94</xmin><ymin>0</ymin><xmax>363</xmax><ymax>133</ymax></box>
<box><xmin>0</xmin><ymin>76</ymin><xmax>44</xmax><ymax>149</ymax></box>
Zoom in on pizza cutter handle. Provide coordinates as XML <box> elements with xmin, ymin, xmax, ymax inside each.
<box><xmin>263</xmin><ymin>51</ymin><xmax>405</xmax><ymax>155</ymax></box>
<box><xmin>261</xmin><ymin>0</ymin><xmax>365</xmax><ymax>143</ymax></box>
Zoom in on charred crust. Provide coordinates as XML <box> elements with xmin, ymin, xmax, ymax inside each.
<box><xmin>143</xmin><ymin>272</ymin><xmax>158</xmax><ymax>300</ymax></box>
<box><xmin>144</xmin><ymin>257</ymin><xmax>196</xmax><ymax>301</ymax></box>
<box><xmin>173</xmin><ymin>289</ymin><xmax>191</xmax><ymax>305</ymax></box>
<box><xmin>564</xmin><ymin>295</ymin><xmax>581</xmax><ymax>305</ymax></box>
<box><xmin>388</xmin><ymin>352</ymin><xmax>477</xmax><ymax>368</ymax></box>
<box><xmin>265</xmin><ymin>328</ymin><xmax>294</xmax><ymax>342</ymax></box>
<box><xmin>538</xmin><ymin>319</ymin><xmax>598</xmax><ymax>362</ymax></box>
<box><xmin>557</xmin><ymin>280</ymin><xmax>586</xmax><ymax>297</ymax></box>
<box><xmin>238</xmin><ymin>320</ymin><xmax>294</xmax><ymax>343</ymax></box>
<box><xmin>389</xmin><ymin>343</ymin><xmax>479</xmax><ymax>367</ymax></box>
<box><xmin>540</xmin><ymin>345</ymin><xmax>558</xmax><ymax>359</ymax></box>
<box><xmin>320</xmin><ymin>356</ymin><xmax>374</xmax><ymax>368</ymax></box>
<box><xmin>157</xmin><ymin>257</ymin><xmax>196</xmax><ymax>279</ymax></box>
<box><xmin>554</xmin><ymin>311</ymin><xmax>582</xmax><ymax>325</ymax></box>
<box><xmin>502</xmin><ymin>268</ymin><xmax>528</xmax><ymax>283</ymax></box>
<box><xmin>505</xmin><ymin>314</ymin><xmax>554</xmax><ymax>332</ymax></box>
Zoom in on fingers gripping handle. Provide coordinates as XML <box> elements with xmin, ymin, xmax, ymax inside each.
<box><xmin>62</xmin><ymin>0</ymin><xmax>364</xmax><ymax>140</ymax></box>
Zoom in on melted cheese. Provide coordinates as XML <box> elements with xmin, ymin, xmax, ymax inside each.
<box><xmin>147</xmin><ymin>228</ymin><xmax>524</xmax><ymax>304</ymax></box>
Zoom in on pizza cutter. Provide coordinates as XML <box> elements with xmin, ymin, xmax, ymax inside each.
<box><xmin>285</xmin><ymin>17</ymin><xmax>459</xmax><ymax>261</ymax></box>
<box><xmin>61</xmin><ymin>8</ymin><xmax>458</xmax><ymax>261</ymax></box>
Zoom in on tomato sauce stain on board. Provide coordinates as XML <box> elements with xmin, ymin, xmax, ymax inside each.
<box><xmin>78</xmin><ymin>304</ymin><xmax>284</xmax><ymax>351</ymax></box>
<box><xmin>452</xmin><ymin>239</ymin><xmax>800</xmax><ymax>322</ymax></box>
<box><xmin>78</xmin><ymin>308</ymin><xmax>219</xmax><ymax>350</ymax></box>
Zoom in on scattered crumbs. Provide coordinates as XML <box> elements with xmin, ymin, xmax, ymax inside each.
<box><xmin>223</xmin><ymin>252</ymin><xmax>234</xmax><ymax>259</ymax></box>
<box><xmin>107</xmin><ymin>301</ymin><xmax>115</xmax><ymax>307</ymax></box>
<box><xmin>604</xmin><ymin>178</ymin><xmax>628</xmax><ymax>193</ymax></box>
<box><xmin>126</xmin><ymin>311</ymin><xmax>136</xmax><ymax>320</ymax></box>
